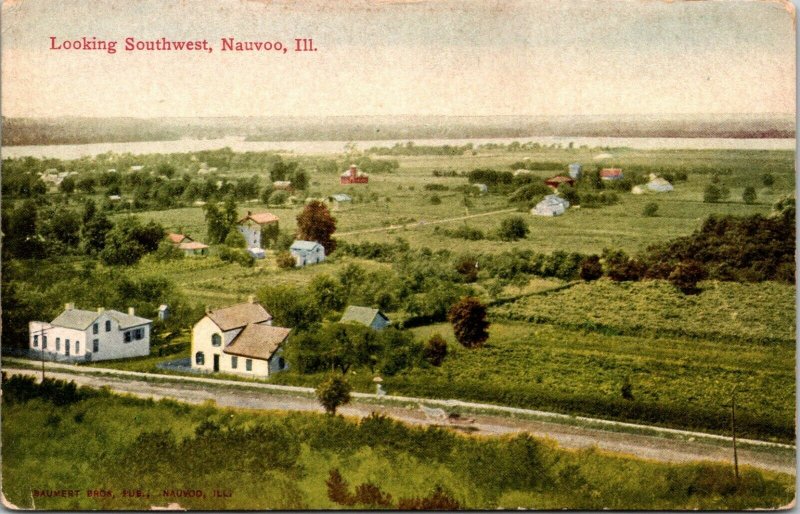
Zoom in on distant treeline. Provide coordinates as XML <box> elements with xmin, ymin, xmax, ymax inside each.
<box><xmin>4</xmin><ymin>115</ymin><xmax>794</xmax><ymax>146</ymax></box>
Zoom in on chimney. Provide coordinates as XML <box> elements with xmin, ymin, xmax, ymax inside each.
<box><xmin>247</xmin><ymin>295</ymin><xmax>256</xmax><ymax>304</ymax></box>
<box><xmin>97</xmin><ymin>307</ymin><xmax>105</xmax><ymax>313</ymax></box>
<box><xmin>65</xmin><ymin>302</ymin><xmax>74</xmax><ymax>311</ymax></box>
<box><xmin>128</xmin><ymin>307</ymin><xmax>135</xmax><ymax>316</ymax></box>
<box><xmin>205</xmin><ymin>305</ymin><xmax>212</xmax><ymax>314</ymax></box>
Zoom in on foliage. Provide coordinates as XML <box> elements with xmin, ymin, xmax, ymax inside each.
<box><xmin>423</xmin><ymin>333</ymin><xmax>448</xmax><ymax>366</ymax></box>
<box><xmin>667</xmin><ymin>260</ymin><xmax>708</xmax><ymax>294</ymax></box>
<box><xmin>448</xmin><ymin>297</ymin><xmax>490</xmax><ymax>348</ymax></box>
<box><xmin>153</xmin><ymin>240</ymin><xmax>185</xmax><ymax>261</ymax></box>
<box><xmin>217</xmin><ymin>246</ymin><xmax>255</xmax><ymax>267</ymax></box>
<box><xmin>258</xmin><ymin>284</ymin><xmax>321</xmax><ymax>330</ymax></box>
<box><xmin>497</xmin><ymin>216</ymin><xmax>529</xmax><ymax>241</ymax></box>
<box><xmin>99</xmin><ymin>217</ymin><xmax>164</xmax><ymax>266</ymax></box>
<box><xmin>579</xmin><ymin>255</ymin><xmax>603</xmax><ymax>281</ymax></box>
<box><xmin>742</xmin><ymin>186</ymin><xmax>757</xmax><ymax>205</ymax></box>
<box><xmin>602</xmin><ymin>249</ymin><xmax>646</xmax><ymax>282</ymax></box>
<box><xmin>642</xmin><ymin>202</ymin><xmax>659</xmax><ymax>217</ymax></box>
<box><xmin>276</xmin><ymin>250</ymin><xmax>296</xmax><ymax>269</ymax></box>
<box><xmin>316</xmin><ymin>374</ymin><xmax>352</xmax><ymax>415</ymax></box>
<box><xmin>297</xmin><ymin>200</ymin><xmax>337</xmax><ymax>254</ymax></box>
<box><xmin>223</xmin><ymin>229</ymin><xmax>247</xmax><ymax>248</ymax></box>
<box><xmin>203</xmin><ymin>202</ymin><xmax>228</xmax><ymax>244</ymax></box>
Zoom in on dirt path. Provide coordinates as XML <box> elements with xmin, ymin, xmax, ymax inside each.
<box><xmin>336</xmin><ymin>208</ymin><xmax>518</xmax><ymax>236</ymax></box>
<box><xmin>6</xmin><ymin>367</ymin><xmax>794</xmax><ymax>475</ymax></box>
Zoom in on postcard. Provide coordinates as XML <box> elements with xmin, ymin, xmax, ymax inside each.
<box><xmin>0</xmin><ymin>0</ymin><xmax>796</xmax><ymax>510</ymax></box>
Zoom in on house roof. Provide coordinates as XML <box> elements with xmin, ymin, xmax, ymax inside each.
<box><xmin>238</xmin><ymin>212</ymin><xmax>280</xmax><ymax>225</ymax></box>
<box><xmin>50</xmin><ymin>308</ymin><xmax>151</xmax><ymax>330</ymax></box>
<box><xmin>545</xmin><ymin>175</ymin><xmax>574</xmax><ymax>184</ymax></box>
<box><xmin>206</xmin><ymin>302</ymin><xmax>272</xmax><ymax>332</ymax></box>
<box><xmin>537</xmin><ymin>195</ymin><xmax>570</xmax><ymax>207</ymax></box>
<box><xmin>178</xmin><ymin>241</ymin><xmax>208</xmax><ymax>250</ymax></box>
<box><xmin>331</xmin><ymin>193</ymin><xmax>352</xmax><ymax>202</ymax></box>
<box><xmin>273</xmin><ymin>181</ymin><xmax>292</xmax><ymax>187</ymax></box>
<box><xmin>340</xmin><ymin>306</ymin><xmax>389</xmax><ymax>327</ymax></box>
<box><xmin>600</xmin><ymin>168</ymin><xmax>623</xmax><ymax>177</ymax></box>
<box><xmin>648</xmin><ymin>177</ymin><xmax>672</xmax><ymax>187</ymax></box>
<box><xmin>290</xmin><ymin>240</ymin><xmax>323</xmax><ymax>252</ymax></box>
<box><xmin>167</xmin><ymin>233</ymin><xmax>191</xmax><ymax>244</ymax></box>
<box><xmin>224</xmin><ymin>324</ymin><xmax>291</xmax><ymax>361</ymax></box>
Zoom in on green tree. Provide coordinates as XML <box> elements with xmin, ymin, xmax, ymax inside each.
<box><xmin>703</xmin><ymin>184</ymin><xmax>721</xmax><ymax>203</ymax></box>
<box><xmin>447</xmin><ymin>296</ymin><xmax>490</xmax><ymax>349</ymax></box>
<box><xmin>308</xmin><ymin>274</ymin><xmax>346</xmax><ymax>312</ymax></box>
<box><xmin>223</xmin><ymin>229</ymin><xmax>247</xmax><ymax>248</ymax></box>
<box><xmin>297</xmin><ymin>200</ymin><xmax>337</xmax><ymax>254</ymax></box>
<box><xmin>423</xmin><ymin>333</ymin><xmax>448</xmax><ymax>366</ymax></box>
<box><xmin>762</xmin><ymin>173</ymin><xmax>775</xmax><ymax>187</ymax></box>
<box><xmin>81</xmin><ymin>205</ymin><xmax>114</xmax><ymax>255</ymax></box>
<box><xmin>742</xmin><ymin>186</ymin><xmax>757</xmax><ymax>205</ymax></box>
<box><xmin>203</xmin><ymin>202</ymin><xmax>228</xmax><ymax>244</ymax></box>
<box><xmin>497</xmin><ymin>216</ymin><xmax>529</xmax><ymax>241</ymax></box>
<box><xmin>642</xmin><ymin>202</ymin><xmax>659</xmax><ymax>217</ymax></box>
<box><xmin>275</xmin><ymin>250</ymin><xmax>296</xmax><ymax>269</ymax></box>
<box><xmin>59</xmin><ymin>176</ymin><xmax>75</xmax><ymax>194</ymax></box>
<box><xmin>222</xmin><ymin>195</ymin><xmax>239</xmax><ymax>229</ymax></box>
<box><xmin>316</xmin><ymin>375</ymin><xmax>352</xmax><ymax>415</ymax></box>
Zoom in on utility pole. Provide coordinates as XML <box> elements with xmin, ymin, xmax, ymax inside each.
<box><xmin>730</xmin><ymin>385</ymin><xmax>739</xmax><ymax>482</ymax></box>
<box><xmin>40</xmin><ymin>326</ymin><xmax>46</xmax><ymax>381</ymax></box>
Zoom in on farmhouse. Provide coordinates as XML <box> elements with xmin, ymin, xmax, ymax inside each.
<box><xmin>544</xmin><ymin>175</ymin><xmax>575</xmax><ymax>189</ymax></box>
<box><xmin>339</xmin><ymin>306</ymin><xmax>391</xmax><ymax>330</ymax></box>
<box><xmin>600</xmin><ymin>168</ymin><xmax>624</xmax><ymax>181</ymax></box>
<box><xmin>290</xmin><ymin>240</ymin><xmax>325</xmax><ymax>267</ymax></box>
<box><xmin>236</xmin><ymin>211</ymin><xmax>280</xmax><ymax>249</ymax></box>
<box><xmin>273</xmin><ymin>180</ymin><xmax>293</xmax><ymax>191</ymax></box>
<box><xmin>166</xmin><ymin>233</ymin><xmax>209</xmax><ymax>256</ymax></box>
<box><xmin>340</xmin><ymin>164</ymin><xmax>369</xmax><ymax>184</ymax></box>
<box><xmin>531</xmin><ymin>194</ymin><xmax>570</xmax><ymax>217</ymax></box>
<box><xmin>29</xmin><ymin>303</ymin><xmax>152</xmax><ymax>362</ymax></box>
<box><xmin>568</xmin><ymin>163</ymin><xmax>583</xmax><ymax>179</ymax></box>
<box><xmin>647</xmin><ymin>177</ymin><xmax>674</xmax><ymax>192</ymax></box>
<box><xmin>191</xmin><ymin>297</ymin><xmax>290</xmax><ymax>377</ymax></box>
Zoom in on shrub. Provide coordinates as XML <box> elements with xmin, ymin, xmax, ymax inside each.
<box><xmin>218</xmin><ymin>246</ymin><xmax>255</xmax><ymax>267</ymax></box>
<box><xmin>276</xmin><ymin>250</ymin><xmax>296</xmax><ymax>269</ymax></box>
<box><xmin>668</xmin><ymin>260</ymin><xmax>708</xmax><ymax>294</ymax></box>
<box><xmin>316</xmin><ymin>375</ymin><xmax>352</xmax><ymax>415</ymax></box>
<box><xmin>429</xmin><ymin>194</ymin><xmax>442</xmax><ymax>205</ymax></box>
<box><xmin>448</xmin><ymin>296</ymin><xmax>490</xmax><ymax>349</ymax></box>
<box><xmin>498</xmin><ymin>216</ymin><xmax>529</xmax><ymax>241</ymax></box>
<box><xmin>742</xmin><ymin>186</ymin><xmax>757</xmax><ymax>205</ymax></box>
<box><xmin>642</xmin><ymin>202</ymin><xmax>659</xmax><ymax>217</ymax></box>
<box><xmin>423</xmin><ymin>334</ymin><xmax>448</xmax><ymax>366</ymax></box>
<box><xmin>762</xmin><ymin>173</ymin><xmax>775</xmax><ymax>187</ymax></box>
<box><xmin>703</xmin><ymin>184</ymin><xmax>721</xmax><ymax>203</ymax></box>
<box><xmin>579</xmin><ymin>255</ymin><xmax>603</xmax><ymax>281</ymax></box>
<box><xmin>268</xmin><ymin>190</ymin><xmax>288</xmax><ymax>205</ymax></box>
<box><xmin>223</xmin><ymin>229</ymin><xmax>247</xmax><ymax>248</ymax></box>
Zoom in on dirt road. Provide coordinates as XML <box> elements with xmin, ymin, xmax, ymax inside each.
<box><xmin>5</xmin><ymin>367</ymin><xmax>794</xmax><ymax>475</ymax></box>
<box><xmin>336</xmin><ymin>208</ymin><xmax>518</xmax><ymax>236</ymax></box>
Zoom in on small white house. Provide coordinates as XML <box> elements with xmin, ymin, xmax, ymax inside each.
<box><xmin>290</xmin><ymin>240</ymin><xmax>325</xmax><ymax>267</ymax></box>
<box><xmin>191</xmin><ymin>297</ymin><xmax>290</xmax><ymax>377</ymax></box>
<box><xmin>29</xmin><ymin>303</ymin><xmax>152</xmax><ymax>362</ymax></box>
<box><xmin>531</xmin><ymin>194</ymin><xmax>570</xmax><ymax>217</ymax></box>
<box><xmin>237</xmin><ymin>211</ymin><xmax>280</xmax><ymax>249</ymax></box>
<box><xmin>647</xmin><ymin>177</ymin><xmax>674</xmax><ymax>192</ymax></box>
<box><xmin>568</xmin><ymin>163</ymin><xmax>583</xmax><ymax>179</ymax></box>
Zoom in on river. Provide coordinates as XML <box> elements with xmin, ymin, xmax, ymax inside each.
<box><xmin>1</xmin><ymin>135</ymin><xmax>795</xmax><ymax>160</ymax></box>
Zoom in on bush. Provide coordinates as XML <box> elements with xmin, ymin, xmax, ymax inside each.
<box><xmin>448</xmin><ymin>296</ymin><xmax>490</xmax><ymax>349</ymax></box>
<box><xmin>223</xmin><ymin>229</ymin><xmax>247</xmax><ymax>248</ymax></box>
<box><xmin>742</xmin><ymin>186</ymin><xmax>757</xmax><ymax>205</ymax></box>
<box><xmin>152</xmin><ymin>240</ymin><xmax>184</xmax><ymax>261</ymax></box>
<box><xmin>268</xmin><ymin>190</ymin><xmax>288</xmax><ymax>205</ymax></box>
<box><xmin>579</xmin><ymin>255</ymin><xmax>603</xmax><ymax>281</ymax></box>
<box><xmin>668</xmin><ymin>260</ymin><xmax>708</xmax><ymax>294</ymax></box>
<box><xmin>423</xmin><ymin>334</ymin><xmax>448</xmax><ymax>366</ymax></box>
<box><xmin>218</xmin><ymin>246</ymin><xmax>255</xmax><ymax>267</ymax></box>
<box><xmin>703</xmin><ymin>184</ymin><xmax>721</xmax><ymax>203</ymax></box>
<box><xmin>498</xmin><ymin>216</ymin><xmax>529</xmax><ymax>241</ymax></box>
<box><xmin>642</xmin><ymin>202</ymin><xmax>659</xmax><ymax>217</ymax></box>
<box><xmin>316</xmin><ymin>375</ymin><xmax>352</xmax><ymax>415</ymax></box>
<box><xmin>275</xmin><ymin>251</ymin><xmax>296</xmax><ymax>269</ymax></box>
<box><xmin>429</xmin><ymin>194</ymin><xmax>442</xmax><ymax>205</ymax></box>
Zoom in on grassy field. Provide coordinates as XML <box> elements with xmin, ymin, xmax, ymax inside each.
<box><xmin>2</xmin><ymin>381</ymin><xmax>794</xmax><ymax>510</ymax></box>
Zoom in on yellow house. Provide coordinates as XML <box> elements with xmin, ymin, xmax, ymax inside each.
<box><xmin>191</xmin><ymin>297</ymin><xmax>290</xmax><ymax>377</ymax></box>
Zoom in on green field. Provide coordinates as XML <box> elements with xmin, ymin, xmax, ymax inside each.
<box><xmin>2</xmin><ymin>380</ymin><xmax>794</xmax><ymax>510</ymax></box>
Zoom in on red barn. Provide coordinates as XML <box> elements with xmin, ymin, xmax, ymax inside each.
<box><xmin>544</xmin><ymin>175</ymin><xmax>575</xmax><ymax>189</ymax></box>
<box><xmin>600</xmin><ymin>168</ymin><xmax>624</xmax><ymax>180</ymax></box>
<box><xmin>340</xmin><ymin>164</ymin><xmax>369</xmax><ymax>184</ymax></box>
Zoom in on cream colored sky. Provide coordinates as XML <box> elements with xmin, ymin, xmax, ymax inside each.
<box><xmin>1</xmin><ymin>0</ymin><xmax>795</xmax><ymax>117</ymax></box>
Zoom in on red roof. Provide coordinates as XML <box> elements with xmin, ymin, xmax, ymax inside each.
<box><xmin>544</xmin><ymin>175</ymin><xmax>575</xmax><ymax>187</ymax></box>
<box><xmin>600</xmin><ymin>168</ymin><xmax>623</xmax><ymax>177</ymax></box>
<box><xmin>238</xmin><ymin>212</ymin><xmax>280</xmax><ymax>225</ymax></box>
<box><xmin>167</xmin><ymin>233</ymin><xmax>191</xmax><ymax>244</ymax></box>
<box><xmin>178</xmin><ymin>241</ymin><xmax>208</xmax><ymax>250</ymax></box>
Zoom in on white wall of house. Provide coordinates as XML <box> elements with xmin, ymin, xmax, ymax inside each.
<box><xmin>292</xmin><ymin>247</ymin><xmax>325</xmax><ymax>267</ymax></box>
<box><xmin>28</xmin><ymin>312</ymin><xmax>150</xmax><ymax>362</ymax></box>
<box><xmin>237</xmin><ymin>222</ymin><xmax>261</xmax><ymax>248</ymax></box>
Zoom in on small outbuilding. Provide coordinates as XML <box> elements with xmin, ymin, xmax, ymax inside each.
<box><xmin>179</xmin><ymin>241</ymin><xmax>209</xmax><ymax>257</ymax></box>
<box><xmin>340</xmin><ymin>164</ymin><xmax>369</xmax><ymax>184</ymax></box>
<box><xmin>600</xmin><ymin>168</ymin><xmax>624</xmax><ymax>181</ymax></box>
<box><xmin>531</xmin><ymin>194</ymin><xmax>570</xmax><ymax>217</ymax></box>
<box><xmin>273</xmin><ymin>181</ymin><xmax>293</xmax><ymax>191</ymax></box>
<box><xmin>647</xmin><ymin>177</ymin><xmax>674</xmax><ymax>192</ymax></box>
<box><xmin>568</xmin><ymin>163</ymin><xmax>583</xmax><ymax>179</ymax></box>
<box><xmin>290</xmin><ymin>240</ymin><xmax>325</xmax><ymax>267</ymax></box>
<box><xmin>339</xmin><ymin>306</ymin><xmax>391</xmax><ymax>330</ymax></box>
<box><xmin>544</xmin><ymin>175</ymin><xmax>575</xmax><ymax>190</ymax></box>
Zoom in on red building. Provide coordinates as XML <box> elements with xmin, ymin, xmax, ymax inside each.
<box><xmin>600</xmin><ymin>168</ymin><xmax>624</xmax><ymax>180</ymax></box>
<box><xmin>544</xmin><ymin>175</ymin><xmax>575</xmax><ymax>189</ymax></box>
<box><xmin>340</xmin><ymin>164</ymin><xmax>369</xmax><ymax>184</ymax></box>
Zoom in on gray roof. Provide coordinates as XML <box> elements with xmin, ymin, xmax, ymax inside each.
<box><xmin>331</xmin><ymin>194</ymin><xmax>352</xmax><ymax>202</ymax></box>
<box><xmin>290</xmin><ymin>240</ymin><xmax>323</xmax><ymax>251</ymax></box>
<box><xmin>340</xmin><ymin>306</ymin><xmax>389</xmax><ymax>327</ymax></box>
<box><xmin>50</xmin><ymin>308</ymin><xmax>151</xmax><ymax>330</ymax></box>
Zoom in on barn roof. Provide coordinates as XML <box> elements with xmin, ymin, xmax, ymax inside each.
<box><xmin>238</xmin><ymin>211</ymin><xmax>280</xmax><ymax>225</ymax></box>
<box><xmin>290</xmin><ymin>240</ymin><xmax>323</xmax><ymax>252</ymax></box>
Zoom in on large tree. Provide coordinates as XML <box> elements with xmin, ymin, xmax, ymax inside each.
<box><xmin>447</xmin><ymin>296</ymin><xmax>490</xmax><ymax>349</ymax></box>
<box><xmin>316</xmin><ymin>375</ymin><xmax>352</xmax><ymax>415</ymax></box>
<box><xmin>203</xmin><ymin>202</ymin><xmax>228</xmax><ymax>244</ymax></box>
<box><xmin>296</xmin><ymin>200</ymin><xmax>337</xmax><ymax>254</ymax></box>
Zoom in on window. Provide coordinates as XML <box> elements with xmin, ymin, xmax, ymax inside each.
<box><xmin>93</xmin><ymin>323</ymin><xmax>98</xmax><ymax>335</ymax></box>
<box><xmin>65</xmin><ymin>340</ymin><xmax>70</xmax><ymax>356</ymax></box>
<box><xmin>56</xmin><ymin>338</ymin><xmax>61</xmax><ymax>351</ymax></box>
<box><xmin>211</xmin><ymin>334</ymin><xmax>222</xmax><ymax>347</ymax></box>
<box><xmin>93</xmin><ymin>339</ymin><xmax>99</xmax><ymax>352</ymax></box>
<box><xmin>278</xmin><ymin>357</ymin><xmax>286</xmax><ymax>369</ymax></box>
<box><xmin>231</xmin><ymin>356</ymin><xmax>238</xmax><ymax>369</ymax></box>
<box><xmin>42</xmin><ymin>336</ymin><xmax>48</xmax><ymax>350</ymax></box>
<box><xmin>75</xmin><ymin>341</ymin><xmax>80</xmax><ymax>354</ymax></box>
<box><xmin>245</xmin><ymin>359</ymin><xmax>252</xmax><ymax>371</ymax></box>
<box><xmin>105</xmin><ymin>320</ymin><xmax>111</xmax><ymax>332</ymax></box>
<box><xmin>195</xmin><ymin>352</ymin><xmax>205</xmax><ymax>365</ymax></box>
<box><xmin>33</xmin><ymin>335</ymin><xmax>38</xmax><ymax>347</ymax></box>
<box><xmin>124</xmin><ymin>331</ymin><xmax>132</xmax><ymax>343</ymax></box>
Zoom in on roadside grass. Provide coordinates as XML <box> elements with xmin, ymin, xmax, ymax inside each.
<box><xmin>2</xmin><ymin>383</ymin><xmax>794</xmax><ymax>510</ymax></box>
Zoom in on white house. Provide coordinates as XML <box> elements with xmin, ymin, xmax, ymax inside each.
<box><xmin>236</xmin><ymin>211</ymin><xmax>280</xmax><ymax>249</ymax></box>
<box><xmin>191</xmin><ymin>297</ymin><xmax>290</xmax><ymax>377</ymax></box>
<box><xmin>647</xmin><ymin>177</ymin><xmax>674</xmax><ymax>192</ymax></box>
<box><xmin>531</xmin><ymin>194</ymin><xmax>570</xmax><ymax>217</ymax></box>
<box><xmin>290</xmin><ymin>240</ymin><xmax>325</xmax><ymax>267</ymax></box>
<box><xmin>29</xmin><ymin>303</ymin><xmax>152</xmax><ymax>362</ymax></box>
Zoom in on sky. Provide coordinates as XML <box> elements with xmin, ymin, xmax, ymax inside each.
<box><xmin>1</xmin><ymin>0</ymin><xmax>796</xmax><ymax>118</ymax></box>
